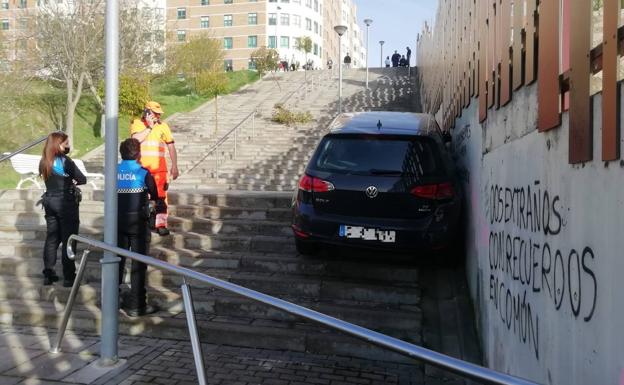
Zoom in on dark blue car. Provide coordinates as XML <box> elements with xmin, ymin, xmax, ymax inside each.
<box><xmin>291</xmin><ymin>112</ymin><xmax>462</xmax><ymax>257</ymax></box>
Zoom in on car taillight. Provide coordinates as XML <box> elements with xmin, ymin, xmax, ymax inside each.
<box><xmin>411</xmin><ymin>182</ymin><xmax>454</xmax><ymax>200</ymax></box>
<box><xmin>298</xmin><ymin>174</ymin><xmax>334</xmax><ymax>193</ymax></box>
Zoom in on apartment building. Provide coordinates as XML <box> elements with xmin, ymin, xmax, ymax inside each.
<box><xmin>0</xmin><ymin>0</ymin><xmax>166</xmax><ymax>72</ymax></box>
<box><xmin>167</xmin><ymin>0</ymin><xmax>363</xmax><ymax>71</ymax></box>
<box><xmin>0</xmin><ymin>0</ymin><xmax>35</xmax><ymax>67</ymax></box>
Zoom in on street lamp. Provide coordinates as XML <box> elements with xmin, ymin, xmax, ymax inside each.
<box><xmin>363</xmin><ymin>18</ymin><xmax>373</xmax><ymax>89</ymax></box>
<box><xmin>334</xmin><ymin>25</ymin><xmax>348</xmax><ymax>115</ymax></box>
<box><xmin>275</xmin><ymin>6</ymin><xmax>281</xmax><ymax>53</ymax></box>
<box><xmin>379</xmin><ymin>40</ymin><xmax>385</xmax><ymax>68</ymax></box>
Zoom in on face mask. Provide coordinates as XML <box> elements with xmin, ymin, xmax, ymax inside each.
<box><xmin>63</xmin><ymin>147</ymin><xmax>70</xmax><ymax>155</ymax></box>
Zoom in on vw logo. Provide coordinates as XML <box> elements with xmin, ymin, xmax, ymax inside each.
<box><xmin>365</xmin><ymin>186</ymin><xmax>379</xmax><ymax>199</ymax></box>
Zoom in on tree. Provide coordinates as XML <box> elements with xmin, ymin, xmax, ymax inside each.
<box><xmin>167</xmin><ymin>33</ymin><xmax>224</xmax><ymax>94</ymax></box>
<box><xmin>35</xmin><ymin>0</ymin><xmax>160</xmax><ymax>145</ymax></box>
<box><xmin>295</xmin><ymin>36</ymin><xmax>313</xmax><ymax>80</ymax></box>
<box><xmin>196</xmin><ymin>71</ymin><xmax>229</xmax><ymax>135</ymax></box>
<box><xmin>35</xmin><ymin>0</ymin><xmax>105</xmax><ymax>147</ymax></box>
<box><xmin>250</xmin><ymin>47</ymin><xmax>279</xmax><ymax>77</ymax></box>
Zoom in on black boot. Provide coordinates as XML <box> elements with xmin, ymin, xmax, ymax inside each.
<box><xmin>43</xmin><ymin>270</ymin><xmax>59</xmax><ymax>286</ymax></box>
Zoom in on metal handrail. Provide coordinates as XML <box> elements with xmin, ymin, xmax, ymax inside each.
<box><xmin>184</xmin><ymin>109</ymin><xmax>256</xmax><ymax>175</ymax></box>
<box><xmin>0</xmin><ymin>135</ymin><xmax>47</xmax><ymax>163</ymax></box>
<box><xmin>54</xmin><ymin>234</ymin><xmax>541</xmax><ymax>385</ymax></box>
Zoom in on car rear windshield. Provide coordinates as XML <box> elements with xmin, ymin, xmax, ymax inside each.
<box><xmin>310</xmin><ymin>135</ymin><xmax>445</xmax><ymax>177</ymax></box>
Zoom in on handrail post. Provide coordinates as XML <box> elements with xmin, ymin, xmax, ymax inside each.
<box><xmin>215</xmin><ymin>150</ymin><xmax>219</xmax><ymax>179</ymax></box>
<box><xmin>252</xmin><ymin>111</ymin><xmax>255</xmax><ymax>139</ymax></box>
<box><xmin>181</xmin><ymin>279</ymin><xmax>207</xmax><ymax>385</ymax></box>
<box><xmin>234</xmin><ymin>127</ymin><xmax>237</xmax><ymax>159</ymax></box>
<box><xmin>50</xmin><ymin>248</ymin><xmax>91</xmax><ymax>354</ymax></box>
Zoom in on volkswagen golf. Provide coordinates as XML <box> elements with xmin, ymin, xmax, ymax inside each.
<box><xmin>291</xmin><ymin>112</ymin><xmax>462</xmax><ymax>258</ymax></box>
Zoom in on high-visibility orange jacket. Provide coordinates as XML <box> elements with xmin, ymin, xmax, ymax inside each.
<box><xmin>130</xmin><ymin>119</ymin><xmax>175</xmax><ymax>173</ymax></box>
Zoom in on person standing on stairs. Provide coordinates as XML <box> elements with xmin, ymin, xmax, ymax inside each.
<box><xmin>130</xmin><ymin>101</ymin><xmax>179</xmax><ymax>236</ymax></box>
<box><xmin>38</xmin><ymin>131</ymin><xmax>86</xmax><ymax>286</ymax></box>
<box><xmin>117</xmin><ymin>138</ymin><xmax>159</xmax><ymax>317</ymax></box>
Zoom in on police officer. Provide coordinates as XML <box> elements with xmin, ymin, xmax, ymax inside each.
<box><xmin>39</xmin><ymin>132</ymin><xmax>86</xmax><ymax>287</ymax></box>
<box><xmin>117</xmin><ymin>138</ymin><xmax>159</xmax><ymax>317</ymax></box>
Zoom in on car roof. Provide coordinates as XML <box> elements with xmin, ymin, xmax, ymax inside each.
<box><xmin>328</xmin><ymin>112</ymin><xmax>439</xmax><ymax>136</ymax></box>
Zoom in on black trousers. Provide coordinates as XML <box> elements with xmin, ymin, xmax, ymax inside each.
<box><xmin>42</xmin><ymin>192</ymin><xmax>79</xmax><ymax>279</ymax></box>
<box><xmin>118</xmin><ymin>218</ymin><xmax>151</xmax><ymax>310</ymax></box>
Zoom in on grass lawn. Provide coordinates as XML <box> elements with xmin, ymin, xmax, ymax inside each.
<box><xmin>0</xmin><ymin>70</ymin><xmax>260</xmax><ymax>189</ymax></box>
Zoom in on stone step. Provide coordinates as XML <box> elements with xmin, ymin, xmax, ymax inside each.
<box><xmin>0</xmin><ymin>228</ymin><xmax>296</xmax><ymax>254</ymax></box>
<box><xmin>0</xmin><ymin>299</ymin><xmax>416</xmax><ymax>363</ymax></box>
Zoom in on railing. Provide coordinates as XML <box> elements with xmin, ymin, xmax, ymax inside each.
<box><xmin>54</xmin><ymin>234</ymin><xmax>542</xmax><ymax>385</ymax></box>
<box><xmin>184</xmin><ymin>109</ymin><xmax>256</xmax><ymax>177</ymax></box>
<box><xmin>0</xmin><ymin>135</ymin><xmax>47</xmax><ymax>163</ymax></box>
<box><xmin>184</xmin><ymin>72</ymin><xmax>320</xmax><ymax>179</ymax></box>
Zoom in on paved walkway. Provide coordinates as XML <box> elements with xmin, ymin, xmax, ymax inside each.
<box><xmin>0</xmin><ymin>325</ymin><xmax>426</xmax><ymax>385</ymax></box>
<box><xmin>0</xmin><ymin>266</ymin><xmax>482</xmax><ymax>385</ymax></box>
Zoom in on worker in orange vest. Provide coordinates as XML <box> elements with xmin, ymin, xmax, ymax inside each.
<box><xmin>130</xmin><ymin>101</ymin><xmax>179</xmax><ymax>236</ymax></box>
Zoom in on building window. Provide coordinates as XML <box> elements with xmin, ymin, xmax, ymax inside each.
<box><xmin>224</xmin><ymin>37</ymin><xmax>233</xmax><ymax>49</ymax></box>
<box><xmin>248</xmin><ymin>59</ymin><xmax>257</xmax><ymax>70</ymax></box>
<box><xmin>248</xmin><ymin>13</ymin><xmax>257</xmax><ymax>25</ymax></box>
<box><xmin>200</xmin><ymin>16</ymin><xmax>209</xmax><ymax>28</ymax></box>
<box><xmin>269</xmin><ymin>0</ymin><xmax>277</xmax><ymax>2</ymax></box>
<box><xmin>292</xmin><ymin>14</ymin><xmax>300</xmax><ymax>27</ymax></box>
<box><xmin>268</xmin><ymin>36</ymin><xmax>276</xmax><ymax>49</ymax></box>
<box><xmin>224</xmin><ymin>14</ymin><xmax>232</xmax><ymax>26</ymax></box>
<box><xmin>201</xmin><ymin>0</ymin><xmax>209</xmax><ymax>4</ymax></box>
<box><xmin>305</xmin><ymin>0</ymin><xmax>311</xmax><ymax>7</ymax></box>
<box><xmin>177</xmin><ymin>30</ymin><xmax>186</xmax><ymax>42</ymax></box>
<box><xmin>314</xmin><ymin>21</ymin><xmax>318</xmax><ymax>34</ymax></box>
<box><xmin>281</xmin><ymin>0</ymin><xmax>289</xmax><ymax>2</ymax></box>
<box><xmin>280</xmin><ymin>36</ymin><xmax>289</xmax><ymax>48</ymax></box>
<box><xmin>313</xmin><ymin>0</ymin><xmax>318</xmax><ymax>11</ymax></box>
<box><xmin>18</xmin><ymin>0</ymin><xmax>26</xmax><ymax>8</ymax></box>
<box><xmin>18</xmin><ymin>18</ymin><xmax>27</xmax><ymax>29</ymax></box>
<box><xmin>280</xmin><ymin>13</ymin><xmax>289</xmax><ymax>26</ymax></box>
<box><xmin>224</xmin><ymin>0</ymin><xmax>233</xmax><ymax>3</ymax></box>
<box><xmin>268</xmin><ymin>13</ymin><xmax>277</xmax><ymax>25</ymax></box>
<box><xmin>292</xmin><ymin>0</ymin><xmax>300</xmax><ymax>3</ymax></box>
<box><xmin>1</xmin><ymin>19</ymin><xmax>8</xmax><ymax>30</ymax></box>
<box><xmin>305</xmin><ymin>18</ymin><xmax>311</xmax><ymax>31</ymax></box>
<box><xmin>1</xmin><ymin>0</ymin><xmax>8</xmax><ymax>10</ymax></box>
<box><xmin>177</xmin><ymin>8</ymin><xmax>186</xmax><ymax>20</ymax></box>
<box><xmin>314</xmin><ymin>43</ymin><xmax>318</xmax><ymax>56</ymax></box>
<box><xmin>248</xmin><ymin>35</ymin><xmax>257</xmax><ymax>48</ymax></box>
<box><xmin>224</xmin><ymin>59</ymin><xmax>233</xmax><ymax>71</ymax></box>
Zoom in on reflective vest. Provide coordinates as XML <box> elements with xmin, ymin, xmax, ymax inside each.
<box><xmin>130</xmin><ymin>119</ymin><xmax>174</xmax><ymax>173</ymax></box>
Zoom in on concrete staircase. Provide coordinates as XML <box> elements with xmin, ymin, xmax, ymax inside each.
<box><xmin>0</xmin><ymin>189</ymin><xmax>422</xmax><ymax>363</ymax></box>
<box><xmin>0</xmin><ymin>67</ymin><xmax>425</xmax><ymax>363</ymax></box>
<box><xmin>167</xmin><ymin>68</ymin><xmax>418</xmax><ymax>191</ymax></box>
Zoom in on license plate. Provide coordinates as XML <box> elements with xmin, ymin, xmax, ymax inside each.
<box><xmin>339</xmin><ymin>225</ymin><xmax>396</xmax><ymax>243</ymax></box>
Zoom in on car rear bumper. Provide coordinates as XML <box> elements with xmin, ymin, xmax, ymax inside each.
<box><xmin>292</xmin><ymin>201</ymin><xmax>460</xmax><ymax>251</ymax></box>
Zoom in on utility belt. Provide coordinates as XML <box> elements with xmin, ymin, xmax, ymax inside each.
<box><xmin>40</xmin><ymin>186</ymin><xmax>82</xmax><ymax>205</ymax></box>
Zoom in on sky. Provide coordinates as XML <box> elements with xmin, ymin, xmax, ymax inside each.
<box><xmin>354</xmin><ymin>0</ymin><xmax>438</xmax><ymax>68</ymax></box>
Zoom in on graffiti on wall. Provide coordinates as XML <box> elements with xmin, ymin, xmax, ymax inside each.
<box><xmin>486</xmin><ymin>181</ymin><xmax>598</xmax><ymax>360</ymax></box>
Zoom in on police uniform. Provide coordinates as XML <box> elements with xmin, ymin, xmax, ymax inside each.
<box><xmin>129</xmin><ymin>118</ymin><xmax>174</xmax><ymax>232</ymax></box>
<box><xmin>117</xmin><ymin>159</ymin><xmax>158</xmax><ymax>311</ymax></box>
<box><xmin>42</xmin><ymin>155</ymin><xmax>86</xmax><ymax>284</ymax></box>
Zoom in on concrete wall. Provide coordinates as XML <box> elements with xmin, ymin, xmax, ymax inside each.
<box><xmin>451</xmin><ymin>83</ymin><xmax>624</xmax><ymax>385</ymax></box>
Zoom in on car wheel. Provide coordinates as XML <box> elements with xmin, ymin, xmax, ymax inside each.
<box><xmin>295</xmin><ymin>238</ymin><xmax>318</xmax><ymax>256</ymax></box>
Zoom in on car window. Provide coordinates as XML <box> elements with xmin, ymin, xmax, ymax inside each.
<box><xmin>310</xmin><ymin>136</ymin><xmax>444</xmax><ymax>177</ymax></box>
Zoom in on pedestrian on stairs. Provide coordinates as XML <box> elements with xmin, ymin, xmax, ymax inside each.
<box><xmin>130</xmin><ymin>101</ymin><xmax>179</xmax><ymax>236</ymax></box>
<box><xmin>38</xmin><ymin>131</ymin><xmax>86</xmax><ymax>286</ymax></box>
<box><xmin>117</xmin><ymin>138</ymin><xmax>159</xmax><ymax>317</ymax></box>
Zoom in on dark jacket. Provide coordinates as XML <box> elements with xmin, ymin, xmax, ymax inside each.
<box><xmin>117</xmin><ymin>159</ymin><xmax>158</xmax><ymax>233</ymax></box>
<box><xmin>44</xmin><ymin>156</ymin><xmax>86</xmax><ymax>192</ymax></box>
